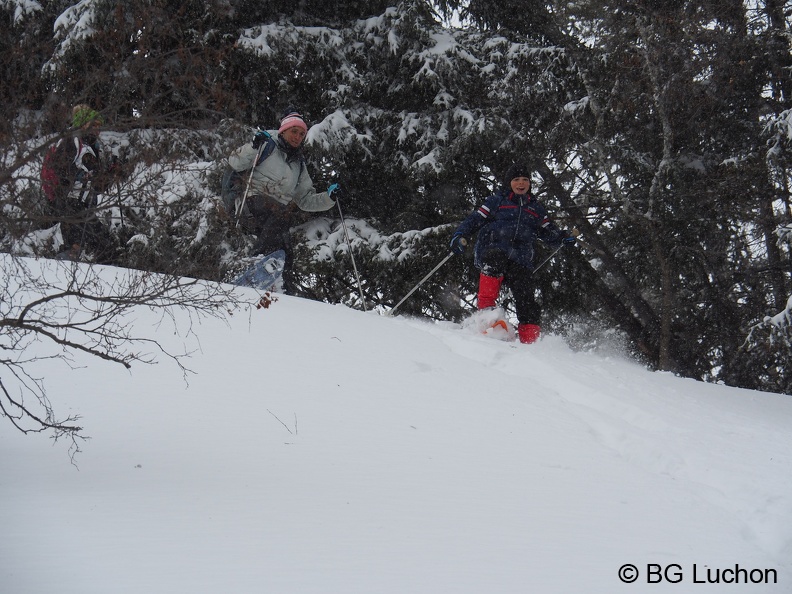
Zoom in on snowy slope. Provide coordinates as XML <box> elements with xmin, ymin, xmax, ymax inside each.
<box><xmin>1</xmin><ymin>264</ymin><xmax>791</xmax><ymax>594</ymax></box>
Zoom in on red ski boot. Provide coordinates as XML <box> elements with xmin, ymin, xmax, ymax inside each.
<box><xmin>517</xmin><ymin>323</ymin><xmax>541</xmax><ymax>344</ymax></box>
<box><xmin>477</xmin><ymin>273</ymin><xmax>503</xmax><ymax>310</ymax></box>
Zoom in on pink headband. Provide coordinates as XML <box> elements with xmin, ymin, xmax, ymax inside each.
<box><xmin>278</xmin><ymin>112</ymin><xmax>308</xmax><ymax>134</ymax></box>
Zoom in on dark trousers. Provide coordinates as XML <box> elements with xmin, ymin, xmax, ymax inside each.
<box><xmin>245</xmin><ymin>196</ymin><xmax>297</xmax><ymax>292</ymax></box>
<box><xmin>479</xmin><ymin>250</ymin><xmax>540</xmax><ymax>326</ymax></box>
<box><xmin>50</xmin><ymin>197</ymin><xmax>117</xmax><ymax>264</ymax></box>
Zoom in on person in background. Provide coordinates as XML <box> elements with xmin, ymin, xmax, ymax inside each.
<box><xmin>449</xmin><ymin>163</ymin><xmax>577</xmax><ymax>344</ymax></box>
<box><xmin>41</xmin><ymin>104</ymin><xmax>118</xmax><ymax>262</ymax></box>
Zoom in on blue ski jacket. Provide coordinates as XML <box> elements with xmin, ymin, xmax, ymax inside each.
<box><xmin>454</xmin><ymin>189</ymin><xmax>565</xmax><ymax>271</ymax></box>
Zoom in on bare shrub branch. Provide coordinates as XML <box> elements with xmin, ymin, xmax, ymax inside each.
<box><xmin>0</xmin><ymin>253</ymin><xmax>248</xmax><ymax>451</ymax></box>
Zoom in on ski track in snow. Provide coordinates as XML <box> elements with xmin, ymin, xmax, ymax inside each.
<box><xmin>404</xmin><ymin>314</ymin><xmax>792</xmax><ymax>568</ymax></box>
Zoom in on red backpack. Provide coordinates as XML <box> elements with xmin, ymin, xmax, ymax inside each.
<box><xmin>40</xmin><ymin>142</ymin><xmax>61</xmax><ymax>202</ymax></box>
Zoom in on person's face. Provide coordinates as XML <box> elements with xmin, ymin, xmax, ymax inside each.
<box><xmin>82</xmin><ymin>119</ymin><xmax>102</xmax><ymax>133</ymax></box>
<box><xmin>510</xmin><ymin>176</ymin><xmax>531</xmax><ymax>195</ymax></box>
<box><xmin>282</xmin><ymin>126</ymin><xmax>307</xmax><ymax>148</ymax></box>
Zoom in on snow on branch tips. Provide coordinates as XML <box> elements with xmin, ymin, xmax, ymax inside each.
<box><xmin>740</xmin><ymin>225</ymin><xmax>792</xmax><ymax>350</ymax></box>
<box><xmin>768</xmin><ymin>109</ymin><xmax>792</xmax><ymax>141</ymax></box>
<box><xmin>4</xmin><ymin>0</ymin><xmax>43</xmax><ymax>24</ymax></box>
<box><xmin>307</xmin><ymin>110</ymin><xmax>371</xmax><ymax>152</ymax></box>
<box><xmin>237</xmin><ymin>23</ymin><xmax>343</xmax><ymax>57</ymax></box>
<box><xmin>47</xmin><ymin>0</ymin><xmax>100</xmax><ymax>67</ymax></box>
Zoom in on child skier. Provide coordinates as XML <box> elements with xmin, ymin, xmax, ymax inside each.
<box><xmin>450</xmin><ymin>163</ymin><xmax>576</xmax><ymax>343</ymax></box>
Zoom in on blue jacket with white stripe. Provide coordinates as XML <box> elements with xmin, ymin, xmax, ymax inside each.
<box><xmin>454</xmin><ymin>189</ymin><xmax>565</xmax><ymax>271</ymax></box>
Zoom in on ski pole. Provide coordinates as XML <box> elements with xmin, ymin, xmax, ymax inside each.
<box><xmin>336</xmin><ymin>199</ymin><xmax>367</xmax><ymax>311</ymax></box>
<box><xmin>74</xmin><ymin>179</ymin><xmax>94</xmax><ymax>260</ymax></box>
<box><xmin>532</xmin><ymin>229</ymin><xmax>580</xmax><ymax>275</ymax></box>
<box><xmin>532</xmin><ymin>245</ymin><xmax>564</xmax><ymax>275</ymax></box>
<box><xmin>235</xmin><ymin>139</ymin><xmax>267</xmax><ymax>226</ymax></box>
<box><xmin>388</xmin><ymin>241</ymin><xmax>465</xmax><ymax>317</ymax></box>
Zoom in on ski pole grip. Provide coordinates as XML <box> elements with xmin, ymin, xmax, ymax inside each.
<box><xmin>449</xmin><ymin>234</ymin><xmax>467</xmax><ymax>255</ymax></box>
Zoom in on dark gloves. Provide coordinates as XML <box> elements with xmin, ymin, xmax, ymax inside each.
<box><xmin>450</xmin><ymin>233</ymin><xmax>468</xmax><ymax>255</ymax></box>
<box><xmin>328</xmin><ymin>183</ymin><xmax>346</xmax><ymax>203</ymax></box>
<box><xmin>562</xmin><ymin>229</ymin><xmax>579</xmax><ymax>246</ymax></box>
<box><xmin>252</xmin><ymin>129</ymin><xmax>272</xmax><ymax>149</ymax></box>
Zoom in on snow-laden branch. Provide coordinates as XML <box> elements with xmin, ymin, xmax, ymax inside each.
<box><xmin>298</xmin><ymin>217</ymin><xmax>452</xmax><ymax>265</ymax></box>
<box><xmin>45</xmin><ymin>0</ymin><xmax>101</xmax><ymax>70</ymax></box>
<box><xmin>745</xmin><ymin>225</ymin><xmax>792</xmax><ymax>349</ymax></box>
<box><xmin>1</xmin><ymin>0</ymin><xmax>42</xmax><ymax>24</ymax></box>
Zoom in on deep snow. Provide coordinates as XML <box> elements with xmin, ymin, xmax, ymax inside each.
<box><xmin>1</xmin><ymin>261</ymin><xmax>791</xmax><ymax>593</ymax></box>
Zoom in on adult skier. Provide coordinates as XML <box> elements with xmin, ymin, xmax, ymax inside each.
<box><xmin>449</xmin><ymin>163</ymin><xmax>576</xmax><ymax>344</ymax></box>
<box><xmin>225</xmin><ymin>108</ymin><xmax>342</xmax><ymax>292</ymax></box>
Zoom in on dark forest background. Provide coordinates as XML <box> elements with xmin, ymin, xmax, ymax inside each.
<box><xmin>2</xmin><ymin>0</ymin><xmax>791</xmax><ymax>394</ymax></box>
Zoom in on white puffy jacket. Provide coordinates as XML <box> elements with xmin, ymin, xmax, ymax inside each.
<box><xmin>227</xmin><ymin>131</ymin><xmax>334</xmax><ymax>212</ymax></box>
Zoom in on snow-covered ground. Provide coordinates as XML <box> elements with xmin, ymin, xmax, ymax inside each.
<box><xmin>1</xmin><ymin>260</ymin><xmax>791</xmax><ymax>593</ymax></box>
